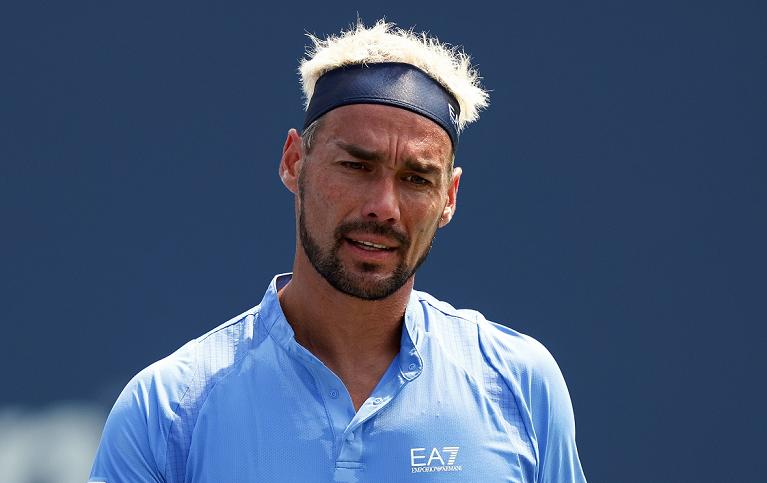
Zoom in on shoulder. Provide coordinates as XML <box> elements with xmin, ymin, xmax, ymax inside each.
<box><xmin>413</xmin><ymin>291</ymin><xmax>585</xmax><ymax>481</ymax></box>
<box><xmin>130</xmin><ymin>304</ymin><xmax>261</xmax><ymax>409</ymax></box>
<box><xmin>414</xmin><ymin>289</ymin><xmax>558</xmax><ymax>375</ymax></box>
<box><xmin>413</xmin><ymin>289</ymin><xmax>571</xmax><ymax>419</ymax></box>
<box><xmin>91</xmin><ymin>306</ymin><xmax>262</xmax><ymax>481</ymax></box>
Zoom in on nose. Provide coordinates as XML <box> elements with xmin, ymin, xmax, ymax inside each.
<box><xmin>360</xmin><ymin>175</ymin><xmax>400</xmax><ymax>223</ymax></box>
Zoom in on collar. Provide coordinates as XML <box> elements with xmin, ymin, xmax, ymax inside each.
<box><xmin>257</xmin><ymin>273</ymin><xmax>423</xmax><ymax>380</ymax></box>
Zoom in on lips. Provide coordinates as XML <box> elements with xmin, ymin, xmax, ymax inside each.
<box><xmin>335</xmin><ymin>221</ymin><xmax>409</xmax><ymax>259</ymax></box>
<box><xmin>347</xmin><ymin>238</ymin><xmax>396</xmax><ymax>251</ymax></box>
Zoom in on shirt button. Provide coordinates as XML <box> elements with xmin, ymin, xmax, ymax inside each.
<box><xmin>372</xmin><ymin>397</ymin><xmax>383</xmax><ymax>405</ymax></box>
<box><xmin>346</xmin><ymin>432</ymin><xmax>355</xmax><ymax>442</ymax></box>
<box><xmin>408</xmin><ymin>363</ymin><xmax>417</xmax><ymax>371</ymax></box>
<box><xmin>329</xmin><ymin>389</ymin><xmax>339</xmax><ymax>399</ymax></box>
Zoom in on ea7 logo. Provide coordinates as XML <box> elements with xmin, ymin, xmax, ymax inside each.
<box><xmin>410</xmin><ymin>446</ymin><xmax>462</xmax><ymax>473</ymax></box>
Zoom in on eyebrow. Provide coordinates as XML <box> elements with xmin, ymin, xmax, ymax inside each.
<box><xmin>335</xmin><ymin>141</ymin><xmax>444</xmax><ymax>177</ymax></box>
<box><xmin>403</xmin><ymin>159</ymin><xmax>442</xmax><ymax>177</ymax></box>
<box><xmin>335</xmin><ymin>141</ymin><xmax>384</xmax><ymax>161</ymax></box>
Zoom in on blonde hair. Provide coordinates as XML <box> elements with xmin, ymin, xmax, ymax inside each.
<box><xmin>299</xmin><ymin>19</ymin><xmax>489</xmax><ymax>132</ymax></box>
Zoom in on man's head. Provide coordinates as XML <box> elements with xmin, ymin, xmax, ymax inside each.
<box><xmin>279</xmin><ymin>20</ymin><xmax>488</xmax><ymax>300</ymax></box>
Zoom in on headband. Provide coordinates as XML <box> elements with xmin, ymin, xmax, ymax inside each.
<box><xmin>303</xmin><ymin>62</ymin><xmax>461</xmax><ymax>147</ymax></box>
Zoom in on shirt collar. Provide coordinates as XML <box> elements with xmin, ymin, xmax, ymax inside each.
<box><xmin>400</xmin><ymin>291</ymin><xmax>424</xmax><ymax>380</ymax></box>
<box><xmin>256</xmin><ymin>273</ymin><xmax>296</xmax><ymax>348</ymax></box>
<box><xmin>257</xmin><ymin>273</ymin><xmax>424</xmax><ymax>379</ymax></box>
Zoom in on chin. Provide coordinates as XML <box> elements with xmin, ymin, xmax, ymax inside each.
<box><xmin>330</xmin><ymin>269</ymin><xmax>412</xmax><ymax>301</ymax></box>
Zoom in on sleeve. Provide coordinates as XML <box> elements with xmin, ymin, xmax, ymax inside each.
<box><xmin>89</xmin><ymin>356</ymin><xmax>189</xmax><ymax>483</ymax></box>
<box><xmin>527</xmin><ymin>341</ymin><xmax>586</xmax><ymax>483</ymax></box>
<box><xmin>477</xmin><ymin>319</ymin><xmax>587</xmax><ymax>483</ymax></box>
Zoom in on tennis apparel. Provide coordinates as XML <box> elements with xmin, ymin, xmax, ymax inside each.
<box><xmin>90</xmin><ymin>274</ymin><xmax>586</xmax><ymax>482</ymax></box>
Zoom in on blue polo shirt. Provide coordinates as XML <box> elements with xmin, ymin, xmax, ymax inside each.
<box><xmin>90</xmin><ymin>274</ymin><xmax>586</xmax><ymax>482</ymax></box>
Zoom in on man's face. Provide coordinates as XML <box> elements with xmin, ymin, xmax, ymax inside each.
<box><xmin>293</xmin><ymin>104</ymin><xmax>460</xmax><ymax>300</ymax></box>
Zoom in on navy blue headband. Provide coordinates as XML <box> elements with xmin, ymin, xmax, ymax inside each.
<box><xmin>303</xmin><ymin>62</ymin><xmax>461</xmax><ymax>147</ymax></box>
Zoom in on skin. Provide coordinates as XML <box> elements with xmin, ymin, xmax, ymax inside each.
<box><xmin>277</xmin><ymin>104</ymin><xmax>462</xmax><ymax>410</ymax></box>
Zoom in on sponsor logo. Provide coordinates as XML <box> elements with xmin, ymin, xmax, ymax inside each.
<box><xmin>410</xmin><ymin>446</ymin><xmax>462</xmax><ymax>473</ymax></box>
<box><xmin>448</xmin><ymin>103</ymin><xmax>459</xmax><ymax>129</ymax></box>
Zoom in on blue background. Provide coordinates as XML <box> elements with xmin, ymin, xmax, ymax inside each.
<box><xmin>2</xmin><ymin>1</ymin><xmax>765</xmax><ymax>482</ymax></box>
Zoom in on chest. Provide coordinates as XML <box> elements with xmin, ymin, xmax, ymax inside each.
<box><xmin>182</xmin><ymin>361</ymin><xmax>535</xmax><ymax>483</ymax></box>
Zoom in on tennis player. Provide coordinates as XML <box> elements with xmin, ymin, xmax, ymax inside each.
<box><xmin>90</xmin><ymin>20</ymin><xmax>586</xmax><ymax>482</ymax></box>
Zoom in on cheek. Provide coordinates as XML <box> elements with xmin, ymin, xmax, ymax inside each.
<box><xmin>407</xmin><ymin>202</ymin><xmax>444</xmax><ymax>243</ymax></box>
<box><xmin>301</xmin><ymin>174</ymin><xmax>350</xmax><ymax>222</ymax></box>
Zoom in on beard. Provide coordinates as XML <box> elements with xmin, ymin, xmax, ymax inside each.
<box><xmin>298</xmin><ymin>188</ymin><xmax>437</xmax><ymax>301</ymax></box>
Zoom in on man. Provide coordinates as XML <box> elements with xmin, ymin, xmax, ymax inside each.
<box><xmin>90</xmin><ymin>20</ymin><xmax>586</xmax><ymax>482</ymax></box>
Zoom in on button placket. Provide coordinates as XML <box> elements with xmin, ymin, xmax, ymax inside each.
<box><xmin>337</xmin><ymin>428</ymin><xmax>363</xmax><ymax>466</ymax></box>
<box><xmin>343</xmin><ymin>357</ymin><xmax>413</xmax><ymax>440</ymax></box>
<box><xmin>299</xmin><ymin>353</ymin><xmax>355</xmax><ymax>461</ymax></box>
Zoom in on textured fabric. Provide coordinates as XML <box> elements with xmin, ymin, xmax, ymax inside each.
<box><xmin>304</xmin><ymin>63</ymin><xmax>461</xmax><ymax>147</ymax></box>
<box><xmin>90</xmin><ymin>274</ymin><xmax>586</xmax><ymax>482</ymax></box>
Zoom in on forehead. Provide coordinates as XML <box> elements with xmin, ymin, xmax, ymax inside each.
<box><xmin>316</xmin><ymin>104</ymin><xmax>453</xmax><ymax>163</ymax></box>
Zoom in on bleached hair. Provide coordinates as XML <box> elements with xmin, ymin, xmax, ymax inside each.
<box><xmin>300</xmin><ymin>19</ymin><xmax>489</xmax><ymax>132</ymax></box>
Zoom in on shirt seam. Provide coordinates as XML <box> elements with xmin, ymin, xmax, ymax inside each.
<box><xmin>474</xmin><ymin>319</ymin><xmax>539</xmax><ymax>473</ymax></box>
<box><xmin>196</xmin><ymin>307</ymin><xmax>258</xmax><ymax>343</ymax></box>
<box><xmin>164</xmin><ymin>375</ymin><xmax>194</xmax><ymax>480</ymax></box>
<box><xmin>263</xmin><ymin>322</ymin><xmax>343</xmax><ymax>458</ymax></box>
<box><xmin>417</xmin><ymin>296</ymin><xmax>479</xmax><ymax>326</ymax></box>
<box><xmin>163</xmin><ymin>310</ymin><xmax>260</xmax><ymax>481</ymax></box>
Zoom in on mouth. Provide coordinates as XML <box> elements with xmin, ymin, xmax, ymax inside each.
<box><xmin>345</xmin><ymin>238</ymin><xmax>397</xmax><ymax>252</ymax></box>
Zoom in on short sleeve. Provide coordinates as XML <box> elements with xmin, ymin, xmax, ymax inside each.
<box><xmin>477</xmin><ymin>318</ymin><xmax>587</xmax><ymax>483</ymax></box>
<box><xmin>527</xmin><ymin>341</ymin><xmax>586</xmax><ymax>483</ymax></box>
<box><xmin>89</xmin><ymin>349</ymin><xmax>193</xmax><ymax>483</ymax></box>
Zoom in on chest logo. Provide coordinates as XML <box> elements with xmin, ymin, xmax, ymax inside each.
<box><xmin>410</xmin><ymin>446</ymin><xmax>462</xmax><ymax>473</ymax></box>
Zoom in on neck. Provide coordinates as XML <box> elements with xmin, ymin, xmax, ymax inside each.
<box><xmin>279</xmin><ymin>252</ymin><xmax>412</xmax><ymax>368</ymax></box>
<box><xmin>278</xmin><ymin>251</ymin><xmax>412</xmax><ymax>408</ymax></box>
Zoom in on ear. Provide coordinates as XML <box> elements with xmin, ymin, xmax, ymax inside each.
<box><xmin>439</xmin><ymin>166</ymin><xmax>462</xmax><ymax>227</ymax></box>
<box><xmin>279</xmin><ymin>128</ymin><xmax>303</xmax><ymax>194</ymax></box>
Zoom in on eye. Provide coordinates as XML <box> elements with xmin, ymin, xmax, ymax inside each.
<box><xmin>340</xmin><ymin>161</ymin><xmax>368</xmax><ymax>171</ymax></box>
<box><xmin>403</xmin><ymin>174</ymin><xmax>431</xmax><ymax>186</ymax></box>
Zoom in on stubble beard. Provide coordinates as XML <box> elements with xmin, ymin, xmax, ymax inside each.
<box><xmin>297</xmin><ymin>176</ymin><xmax>437</xmax><ymax>301</ymax></box>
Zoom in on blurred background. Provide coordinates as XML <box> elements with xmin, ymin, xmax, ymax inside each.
<box><xmin>1</xmin><ymin>1</ymin><xmax>765</xmax><ymax>482</ymax></box>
